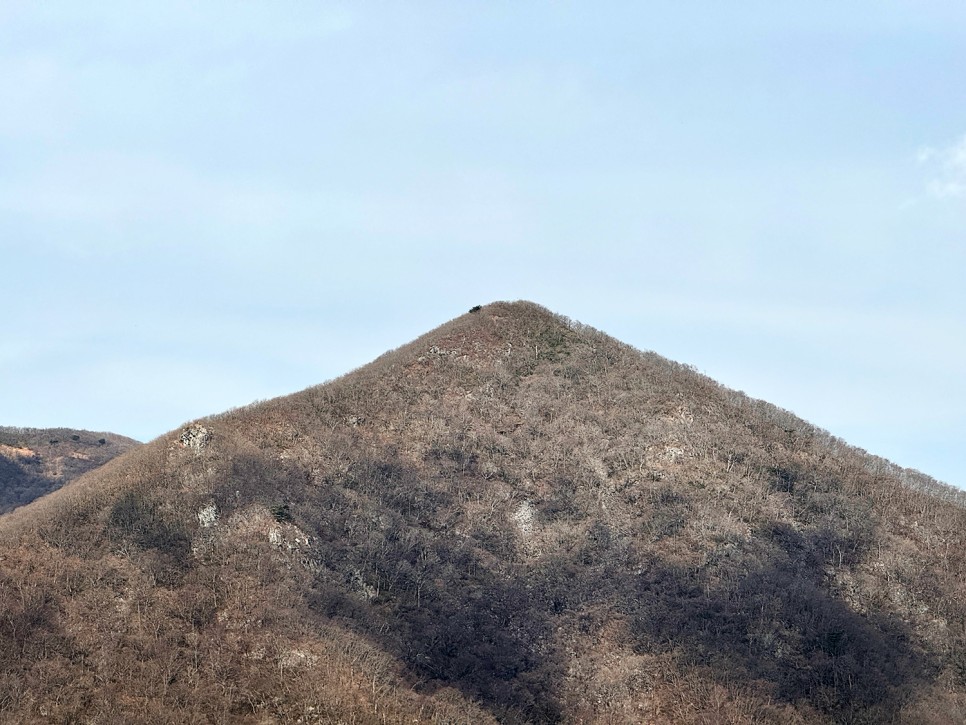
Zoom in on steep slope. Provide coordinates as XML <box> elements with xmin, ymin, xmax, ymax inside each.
<box><xmin>0</xmin><ymin>427</ymin><xmax>140</xmax><ymax>514</ymax></box>
<box><xmin>1</xmin><ymin>301</ymin><xmax>965</xmax><ymax>724</ymax></box>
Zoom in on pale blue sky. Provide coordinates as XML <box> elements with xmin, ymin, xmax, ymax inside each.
<box><xmin>2</xmin><ymin>2</ymin><xmax>964</xmax><ymax>488</ymax></box>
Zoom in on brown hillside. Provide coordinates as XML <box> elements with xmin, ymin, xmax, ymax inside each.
<box><xmin>2</xmin><ymin>301</ymin><xmax>965</xmax><ymax>724</ymax></box>
<box><xmin>0</xmin><ymin>427</ymin><xmax>140</xmax><ymax>514</ymax></box>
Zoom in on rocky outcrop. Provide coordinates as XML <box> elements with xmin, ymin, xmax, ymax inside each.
<box><xmin>179</xmin><ymin>424</ymin><xmax>212</xmax><ymax>452</ymax></box>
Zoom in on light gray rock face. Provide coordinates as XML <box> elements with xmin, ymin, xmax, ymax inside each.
<box><xmin>180</xmin><ymin>425</ymin><xmax>211</xmax><ymax>452</ymax></box>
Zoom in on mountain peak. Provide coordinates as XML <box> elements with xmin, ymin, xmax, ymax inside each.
<box><xmin>1</xmin><ymin>304</ymin><xmax>964</xmax><ymax>723</ymax></box>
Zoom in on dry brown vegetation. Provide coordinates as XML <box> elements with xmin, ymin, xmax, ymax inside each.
<box><xmin>2</xmin><ymin>301</ymin><xmax>966</xmax><ymax>723</ymax></box>
<box><xmin>0</xmin><ymin>428</ymin><xmax>140</xmax><ymax>514</ymax></box>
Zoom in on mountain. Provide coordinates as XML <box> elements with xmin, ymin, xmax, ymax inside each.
<box><xmin>1</xmin><ymin>301</ymin><xmax>965</xmax><ymax>724</ymax></box>
<box><xmin>0</xmin><ymin>427</ymin><xmax>140</xmax><ymax>514</ymax></box>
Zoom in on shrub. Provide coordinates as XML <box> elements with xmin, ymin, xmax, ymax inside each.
<box><xmin>270</xmin><ymin>503</ymin><xmax>293</xmax><ymax>523</ymax></box>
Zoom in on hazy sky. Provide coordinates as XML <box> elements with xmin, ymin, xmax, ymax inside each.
<box><xmin>2</xmin><ymin>2</ymin><xmax>964</xmax><ymax>488</ymax></box>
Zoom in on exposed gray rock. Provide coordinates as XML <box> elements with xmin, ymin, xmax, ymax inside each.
<box><xmin>180</xmin><ymin>424</ymin><xmax>211</xmax><ymax>451</ymax></box>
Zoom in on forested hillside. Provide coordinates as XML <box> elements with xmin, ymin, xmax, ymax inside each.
<box><xmin>0</xmin><ymin>427</ymin><xmax>139</xmax><ymax>514</ymax></box>
<box><xmin>1</xmin><ymin>302</ymin><xmax>965</xmax><ymax>723</ymax></box>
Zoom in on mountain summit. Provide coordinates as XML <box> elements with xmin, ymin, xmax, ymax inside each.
<box><xmin>2</xmin><ymin>301</ymin><xmax>964</xmax><ymax>723</ymax></box>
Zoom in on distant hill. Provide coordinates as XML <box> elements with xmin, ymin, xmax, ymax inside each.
<box><xmin>0</xmin><ymin>427</ymin><xmax>139</xmax><ymax>514</ymax></box>
<box><xmin>1</xmin><ymin>301</ymin><xmax>965</xmax><ymax>724</ymax></box>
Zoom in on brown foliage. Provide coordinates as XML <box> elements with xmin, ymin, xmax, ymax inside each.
<box><xmin>0</xmin><ymin>427</ymin><xmax>140</xmax><ymax>514</ymax></box>
<box><xmin>1</xmin><ymin>301</ymin><xmax>965</xmax><ymax>723</ymax></box>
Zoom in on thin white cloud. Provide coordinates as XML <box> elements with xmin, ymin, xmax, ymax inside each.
<box><xmin>0</xmin><ymin>146</ymin><xmax>535</xmax><ymax>259</ymax></box>
<box><xmin>927</xmin><ymin>180</ymin><xmax>966</xmax><ymax>199</ymax></box>
<box><xmin>0</xmin><ymin>54</ymin><xmax>72</xmax><ymax>140</ymax></box>
<box><xmin>920</xmin><ymin>134</ymin><xmax>966</xmax><ymax>200</ymax></box>
<box><xmin>6</xmin><ymin>2</ymin><xmax>353</xmax><ymax>50</ymax></box>
<box><xmin>0</xmin><ymin>341</ymin><xmax>33</xmax><ymax>366</ymax></box>
<box><xmin>947</xmin><ymin>136</ymin><xmax>966</xmax><ymax>172</ymax></box>
<box><xmin>0</xmin><ymin>151</ymin><xmax>289</xmax><ymax>231</ymax></box>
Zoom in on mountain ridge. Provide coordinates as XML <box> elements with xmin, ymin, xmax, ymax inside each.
<box><xmin>2</xmin><ymin>300</ymin><xmax>965</xmax><ymax>723</ymax></box>
<box><xmin>0</xmin><ymin>426</ymin><xmax>140</xmax><ymax>515</ymax></box>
